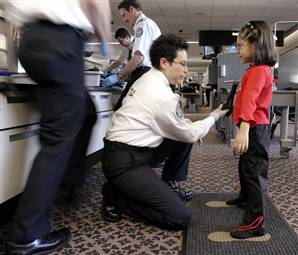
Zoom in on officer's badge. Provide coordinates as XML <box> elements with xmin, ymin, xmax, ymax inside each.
<box><xmin>176</xmin><ymin>103</ymin><xmax>183</xmax><ymax>118</ymax></box>
<box><xmin>136</xmin><ymin>27</ymin><xmax>143</xmax><ymax>37</ymax></box>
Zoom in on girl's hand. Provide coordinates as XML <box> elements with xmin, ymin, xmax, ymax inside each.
<box><xmin>233</xmin><ymin>121</ymin><xmax>249</xmax><ymax>155</ymax></box>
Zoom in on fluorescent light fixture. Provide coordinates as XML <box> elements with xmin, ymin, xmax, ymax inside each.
<box><xmin>232</xmin><ymin>32</ymin><xmax>239</xmax><ymax>36</ymax></box>
<box><xmin>187</xmin><ymin>41</ymin><xmax>199</xmax><ymax>44</ymax></box>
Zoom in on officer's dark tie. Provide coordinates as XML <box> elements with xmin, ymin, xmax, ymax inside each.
<box><xmin>128</xmin><ymin>48</ymin><xmax>132</xmax><ymax>61</ymax></box>
<box><xmin>128</xmin><ymin>38</ymin><xmax>135</xmax><ymax>60</ymax></box>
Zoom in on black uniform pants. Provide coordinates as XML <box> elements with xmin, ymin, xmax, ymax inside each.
<box><xmin>150</xmin><ymin>138</ymin><xmax>193</xmax><ymax>181</ymax></box>
<box><xmin>238</xmin><ymin>125</ymin><xmax>270</xmax><ymax>225</ymax></box>
<box><xmin>102</xmin><ymin>139</ymin><xmax>191</xmax><ymax>230</ymax></box>
<box><xmin>2</xmin><ymin>21</ymin><xmax>97</xmax><ymax>243</ymax></box>
<box><xmin>113</xmin><ymin>66</ymin><xmax>151</xmax><ymax>111</ymax></box>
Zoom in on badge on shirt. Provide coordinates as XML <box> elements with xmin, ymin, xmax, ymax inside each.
<box><xmin>176</xmin><ymin>103</ymin><xmax>183</xmax><ymax>119</ymax></box>
<box><xmin>136</xmin><ymin>27</ymin><xmax>143</xmax><ymax>38</ymax></box>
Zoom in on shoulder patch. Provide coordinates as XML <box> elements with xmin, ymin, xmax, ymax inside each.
<box><xmin>135</xmin><ymin>27</ymin><xmax>143</xmax><ymax>38</ymax></box>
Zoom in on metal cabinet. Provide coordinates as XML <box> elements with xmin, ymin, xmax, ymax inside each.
<box><xmin>0</xmin><ymin>125</ymin><xmax>40</xmax><ymax>203</ymax></box>
<box><xmin>0</xmin><ymin>92</ymin><xmax>40</xmax><ymax>204</ymax></box>
<box><xmin>87</xmin><ymin>91</ymin><xmax>113</xmax><ymax>155</ymax></box>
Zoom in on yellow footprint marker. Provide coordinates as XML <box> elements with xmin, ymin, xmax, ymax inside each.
<box><xmin>205</xmin><ymin>200</ymin><xmax>236</xmax><ymax>208</ymax></box>
<box><xmin>208</xmin><ymin>231</ymin><xmax>271</xmax><ymax>242</ymax></box>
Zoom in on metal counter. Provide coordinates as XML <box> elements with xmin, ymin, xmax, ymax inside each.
<box><xmin>271</xmin><ymin>90</ymin><xmax>298</xmax><ymax>158</ymax></box>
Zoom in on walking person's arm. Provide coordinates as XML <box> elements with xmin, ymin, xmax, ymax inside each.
<box><xmin>81</xmin><ymin>0</ymin><xmax>112</xmax><ymax>43</ymax></box>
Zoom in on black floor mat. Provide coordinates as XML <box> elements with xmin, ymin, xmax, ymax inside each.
<box><xmin>182</xmin><ymin>193</ymin><xmax>298</xmax><ymax>255</ymax></box>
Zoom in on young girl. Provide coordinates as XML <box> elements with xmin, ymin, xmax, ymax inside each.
<box><xmin>226</xmin><ymin>20</ymin><xmax>278</xmax><ymax>239</ymax></box>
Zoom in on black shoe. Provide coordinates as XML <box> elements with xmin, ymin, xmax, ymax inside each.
<box><xmin>165</xmin><ymin>181</ymin><xmax>193</xmax><ymax>201</ymax></box>
<box><xmin>230</xmin><ymin>216</ymin><xmax>266</xmax><ymax>239</ymax></box>
<box><xmin>101</xmin><ymin>205</ymin><xmax>122</xmax><ymax>222</ymax></box>
<box><xmin>4</xmin><ymin>228</ymin><xmax>71</xmax><ymax>255</ymax></box>
<box><xmin>226</xmin><ymin>198</ymin><xmax>246</xmax><ymax>208</ymax></box>
<box><xmin>101</xmin><ymin>183</ymin><xmax>122</xmax><ymax>222</ymax></box>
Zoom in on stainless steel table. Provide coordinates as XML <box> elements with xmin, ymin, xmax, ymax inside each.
<box><xmin>271</xmin><ymin>90</ymin><xmax>298</xmax><ymax>158</ymax></box>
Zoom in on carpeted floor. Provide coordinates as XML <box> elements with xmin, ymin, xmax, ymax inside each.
<box><xmin>1</xmin><ymin>109</ymin><xmax>297</xmax><ymax>255</ymax></box>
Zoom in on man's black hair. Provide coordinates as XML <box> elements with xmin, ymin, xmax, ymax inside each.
<box><xmin>118</xmin><ymin>0</ymin><xmax>142</xmax><ymax>11</ymax></box>
<box><xmin>150</xmin><ymin>34</ymin><xmax>188</xmax><ymax>70</ymax></box>
<box><xmin>115</xmin><ymin>28</ymin><xmax>131</xmax><ymax>39</ymax></box>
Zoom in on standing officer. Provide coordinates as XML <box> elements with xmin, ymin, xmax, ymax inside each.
<box><xmin>101</xmin><ymin>34</ymin><xmax>228</xmax><ymax>229</ymax></box>
<box><xmin>104</xmin><ymin>28</ymin><xmax>134</xmax><ymax>73</ymax></box>
<box><xmin>114</xmin><ymin>0</ymin><xmax>161</xmax><ymax>111</ymax></box>
<box><xmin>1</xmin><ymin>1</ymin><xmax>111</xmax><ymax>254</ymax></box>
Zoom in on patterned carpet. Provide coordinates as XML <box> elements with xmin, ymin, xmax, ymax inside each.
<box><xmin>48</xmin><ymin>125</ymin><xmax>298</xmax><ymax>255</ymax></box>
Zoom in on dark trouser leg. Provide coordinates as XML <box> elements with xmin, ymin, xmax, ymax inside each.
<box><xmin>150</xmin><ymin>138</ymin><xmax>193</xmax><ymax>181</ymax></box>
<box><xmin>102</xmin><ymin>143</ymin><xmax>191</xmax><ymax>230</ymax></box>
<box><xmin>113</xmin><ymin>67</ymin><xmax>150</xmax><ymax>111</ymax></box>
<box><xmin>236</xmin><ymin>157</ymin><xmax>248</xmax><ymax>202</ymax></box>
<box><xmin>5</xmin><ymin>22</ymin><xmax>86</xmax><ymax>243</ymax></box>
<box><xmin>226</xmin><ymin>157</ymin><xmax>247</xmax><ymax>207</ymax></box>
<box><xmin>62</xmin><ymin>94</ymin><xmax>97</xmax><ymax>188</ymax></box>
<box><xmin>240</xmin><ymin>125</ymin><xmax>269</xmax><ymax>225</ymax></box>
<box><xmin>109</xmin><ymin>167</ymin><xmax>190</xmax><ymax>230</ymax></box>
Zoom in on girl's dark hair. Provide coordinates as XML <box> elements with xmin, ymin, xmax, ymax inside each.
<box><xmin>118</xmin><ymin>0</ymin><xmax>142</xmax><ymax>11</ymax></box>
<box><xmin>239</xmin><ymin>20</ymin><xmax>277</xmax><ymax>66</ymax></box>
<box><xmin>150</xmin><ymin>34</ymin><xmax>188</xmax><ymax>70</ymax></box>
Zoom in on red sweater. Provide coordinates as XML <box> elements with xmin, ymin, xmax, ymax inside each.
<box><xmin>233</xmin><ymin>65</ymin><xmax>273</xmax><ymax>128</ymax></box>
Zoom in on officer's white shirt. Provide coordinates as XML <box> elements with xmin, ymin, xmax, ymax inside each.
<box><xmin>4</xmin><ymin>0</ymin><xmax>94</xmax><ymax>33</ymax></box>
<box><xmin>133</xmin><ymin>13</ymin><xmax>161</xmax><ymax>68</ymax></box>
<box><xmin>117</xmin><ymin>37</ymin><xmax>135</xmax><ymax>64</ymax></box>
<box><xmin>106</xmin><ymin>68</ymin><xmax>217</xmax><ymax>148</ymax></box>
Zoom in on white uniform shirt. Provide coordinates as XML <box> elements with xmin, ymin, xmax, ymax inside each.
<box><xmin>106</xmin><ymin>69</ymin><xmax>217</xmax><ymax>147</ymax></box>
<box><xmin>117</xmin><ymin>37</ymin><xmax>135</xmax><ymax>64</ymax></box>
<box><xmin>4</xmin><ymin>0</ymin><xmax>94</xmax><ymax>33</ymax></box>
<box><xmin>133</xmin><ymin>13</ymin><xmax>161</xmax><ymax>67</ymax></box>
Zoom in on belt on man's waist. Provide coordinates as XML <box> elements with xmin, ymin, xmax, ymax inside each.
<box><xmin>23</xmin><ymin>20</ymin><xmax>88</xmax><ymax>40</ymax></box>
<box><xmin>105</xmin><ymin>139</ymin><xmax>152</xmax><ymax>152</ymax></box>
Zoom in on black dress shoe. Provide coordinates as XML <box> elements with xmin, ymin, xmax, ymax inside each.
<box><xmin>165</xmin><ymin>181</ymin><xmax>193</xmax><ymax>201</ymax></box>
<box><xmin>5</xmin><ymin>227</ymin><xmax>71</xmax><ymax>255</ymax></box>
<box><xmin>101</xmin><ymin>205</ymin><xmax>122</xmax><ymax>222</ymax></box>
<box><xmin>101</xmin><ymin>183</ymin><xmax>122</xmax><ymax>222</ymax></box>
